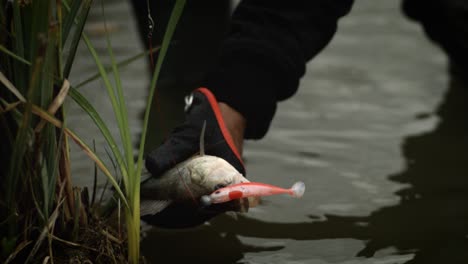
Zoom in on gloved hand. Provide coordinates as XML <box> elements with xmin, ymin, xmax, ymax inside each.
<box><xmin>142</xmin><ymin>87</ymin><xmax>246</xmax><ymax>228</ymax></box>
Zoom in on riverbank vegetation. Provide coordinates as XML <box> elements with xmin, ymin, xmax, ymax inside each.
<box><xmin>0</xmin><ymin>0</ymin><xmax>185</xmax><ymax>262</ymax></box>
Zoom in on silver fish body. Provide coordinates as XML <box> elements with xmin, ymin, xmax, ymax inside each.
<box><xmin>140</xmin><ymin>155</ymin><xmax>248</xmax><ymax>215</ymax></box>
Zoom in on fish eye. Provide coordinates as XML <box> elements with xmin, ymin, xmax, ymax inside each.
<box><xmin>215</xmin><ymin>191</ymin><xmax>220</xmax><ymax>194</ymax></box>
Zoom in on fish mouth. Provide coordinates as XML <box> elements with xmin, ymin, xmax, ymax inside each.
<box><xmin>213</xmin><ymin>183</ymin><xmax>227</xmax><ymax>190</ymax></box>
<box><xmin>200</xmin><ymin>181</ymin><xmax>250</xmax><ymax>213</ymax></box>
<box><xmin>199</xmin><ymin>197</ymin><xmax>249</xmax><ymax>214</ymax></box>
<box><xmin>211</xmin><ymin>179</ymin><xmax>236</xmax><ymax>192</ymax></box>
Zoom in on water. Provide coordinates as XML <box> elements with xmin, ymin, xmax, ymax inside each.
<box><xmin>67</xmin><ymin>1</ymin><xmax>468</xmax><ymax>263</ymax></box>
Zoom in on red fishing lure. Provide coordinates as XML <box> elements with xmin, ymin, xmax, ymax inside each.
<box><xmin>201</xmin><ymin>181</ymin><xmax>305</xmax><ymax>205</ymax></box>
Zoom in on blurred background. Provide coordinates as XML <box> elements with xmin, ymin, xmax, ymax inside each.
<box><xmin>68</xmin><ymin>0</ymin><xmax>468</xmax><ymax>263</ymax></box>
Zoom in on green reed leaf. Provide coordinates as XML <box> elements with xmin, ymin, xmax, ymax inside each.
<box><xmin>30</xmin><ymin>104</ymin><xmax>129</xmax><ymax>209</ymax></box>
<box><xmin>62</xmin><ymin>0</ymin><xmax>82</xmax><ymax>45</ymax></box>
<box><xmin>68</xmin><ymin>87</ymin><xmax>128</xmax><ymax>182</ymax></box>
<box><xmin>0</xmin><ymin>45</ymin><xmax>31</xmax><ymax>66</ymax></box>
<box><xmin>130</xmin><ymin>1</ymin><xmax>186</xmax><ymax>263</ymax></box>
<box><xmin>101</xmin><ymin>0</ymin><xmax>135</xmax><ymax>190</ymax></box>
<box><xmin>81</xmin><ymin>33</ymin><xmax>131</xmax><ymax>192</ymax></box>
<box><xmin>74</xmin><ymin>45</ymin><xmax>160</xmax><ymax>89</ymax></box>
<box><xmin>63</xmin><ymin>0</ymin><xmax>92</xmax><ymax>79</ymax></box>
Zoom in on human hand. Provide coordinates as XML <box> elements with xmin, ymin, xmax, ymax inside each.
<box><xmin>141</xmin><ymin>88</ymin><xmax>247</xmax><ymax>228</ymax></box>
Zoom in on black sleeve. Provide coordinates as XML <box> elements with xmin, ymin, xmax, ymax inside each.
<box><xmin>203</xmin><ymin>0</ymin><xmax>354</xmax><ymax>139</ymax></box>
<box><xmin>402</xmin><ymin>0</ymin><xmax>468</xmax><ymax>76</ymax></box>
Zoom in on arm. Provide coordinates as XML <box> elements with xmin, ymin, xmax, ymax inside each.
<box><xmin>219</xmin><ymin>102</ymin><xmax>246</xmax><ymax>153</ymax></box>
<box><xmin>204</xmin><ymin>0</ymin><xmax>354</xmax><ymax>139</ymax></box>
<box><xmin>143</xmin><ymin>0</ymin><xmax>354</xmax><ymax>228</ymax></box>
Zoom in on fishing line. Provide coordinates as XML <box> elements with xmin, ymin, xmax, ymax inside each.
<box><xmin>146</xmin><ymin>0</ymin><xmax>155</xmax><ymax>69</ymax></box>
<box><xmin>145</xmin><ymin>0</ymin><xmax>198</xmax><ymax>206</ymax></box>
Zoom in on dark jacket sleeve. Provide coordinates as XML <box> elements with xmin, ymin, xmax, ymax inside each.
<box><xmin>204</xmin><ymin>0</ymin><xmax>354</xmax><ymax>139</ymax></box>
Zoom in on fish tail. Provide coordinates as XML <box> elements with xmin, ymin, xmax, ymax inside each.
<box><xmin>290</xmin><ymin>181</ymin><xmax>305</xmax><ymax>198</ymax></box>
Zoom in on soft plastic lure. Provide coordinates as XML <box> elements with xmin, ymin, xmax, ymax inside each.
<box><xmin>201</xmin><ymin>181</ymin><xmax>305</xmax><ymax>206</ymax></box>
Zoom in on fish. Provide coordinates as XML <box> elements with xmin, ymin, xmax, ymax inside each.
<box><xmin>200</xmin><ymin>181</ymin><xmax>305</xmax><ymax>206</ymax></box>
<box><xmin>140</xmin><ymin>122</ymin><xmax>249</xmax><ymax>216</ymax></box>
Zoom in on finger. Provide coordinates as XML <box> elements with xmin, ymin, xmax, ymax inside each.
<box><xmin>201</xmin><ymin>198</ymin><xmax>249</xmax><ymax>214</ymax></box>
<box><xmin>145</xmin><ymin>126</ymin><xmax>199</xmax><ymax>176</ymax></box>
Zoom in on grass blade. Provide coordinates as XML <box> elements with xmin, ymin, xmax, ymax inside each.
<box><xmin>0</xmin><ymin>45</ymin><xmax>31</xmax><ymax>66</ymax></box>
<box><xmin>4</xmin><ymin>240</ymin><xmax>32</xmax><ymax>264</ymax></box>
<box><xmin>35</xmin><ymin>79</ymin><xmax>70</xmax><ymax>132</ymax></box>
<box><xmin>11</xmin><ymin>2</ymin><xmax>25</xmax><ymax>58</ymax></box>
<box><xmin>131</xmin><ymin>1</ymin><xmax>186</xmax><ymax>262</ymax></box>
<box><xmin>74</xmin><ymin>45</ymin><xmax>160</xmax><ymax>89</ymax></box>
<box><xmin>68</xmin><ymin>87</ymin><xmax>128</xmax><ymax>182</ymax></box>
<box><xmin>63</xmin><ymin>0</ymin><xmax>92</xmax><ymax>78</ymax></box>
<box><xmin>81</xmin><ymin>34</ymin><xmax>132</xmax><ymax>190</ymax></box>
<box><xmin>30</xmin><ymin>104</ymin><xmax>129</xmax><ymax>209</ymax></box>
<box><xmin>0</xmin><ymin>71</ymin><xmax>26</xmax><ymax>102</ymax></box>
<box><xmin>10</xmin><ymin>0</ymin><xmax>27</xmax><ymax>93</ymax></box>
<box><xmin>25</xmin><ymin>199</ymin><xmax>61</xmax><ymax>264</ymax></box>
<box><xmin>91</xmin><ymin>140</ymin><xmax>98</xmax><ymax>207</ymax></box>
<box><xmin>4</xmin><ymin>52</ymin><xmax>42</xmax><ymax>206</ymax></box>
<box><xmin>62</xmin><ymin>0</ymin><xmax>82</xmax><ymax>45</ymax></box>
<box><xmin>101</xmin><ymin>0</ymin><xmax>135</xmax><ymax>188</ymax></box>
<box><xmin>57</xmin><ymin>0</ymin><xmax>63</xmax><ymax>81</ymax></box>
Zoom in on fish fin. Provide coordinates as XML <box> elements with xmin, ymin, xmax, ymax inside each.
<box><xmin>140</xmin><ymin>200</ymin><xmax>172</xmax><ymax>216</ymax></box>
<box><xmin>200</xmin><ymin>120</ymin><xmax>206</xmax><ymax>156</ymax></box>
<box><xmin>140</xmin><ymin>169</ymin><xmax>152</xmax><ymax>182</ymax></box>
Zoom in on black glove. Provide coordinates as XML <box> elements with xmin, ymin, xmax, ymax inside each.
<box><xmin>142</xmin><ymin>88</ymin><xmax>246</xmax><ymax>228</ymax></box>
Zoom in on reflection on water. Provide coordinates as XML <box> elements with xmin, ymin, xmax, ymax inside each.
<box><xmin>141</xmin><ymin>224</ymin><xmax>284</xmax><ymax>264</ymax></box>
<box><xmin>313</xmin><ymin>75</ymin><xmax>468</xmax><ymax>263</ymax></box>
<box><xmin>381</xmin><ymin>75</ymin><xmax>468</xmax><ymax>263</ymax></box>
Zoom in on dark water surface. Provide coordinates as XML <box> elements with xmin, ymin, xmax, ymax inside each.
<box><xmin>68</xmin><ymin>0</ymin><xmax>468</xmax><ymax>263</ymax></box>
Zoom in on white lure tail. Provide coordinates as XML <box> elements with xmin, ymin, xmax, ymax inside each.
<box><xmin>291</xmin><ymin>181</ymin><xmax>305</xmax><ymax>198</ymax></box>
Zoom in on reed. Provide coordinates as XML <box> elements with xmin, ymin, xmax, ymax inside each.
<box><xmin>0</xmin><ymin>0</ymin><xmax>92</xmax><ymax>262</ymax></box>
<box><xmin>69</xmin><ymin>0</ymin><xmax>186</xmax><ymax>263</ymax></box>
<box><xmin>0</xmin><ymin>0</ymin><xmax>185</xmax><ymax>262</ymax></box>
